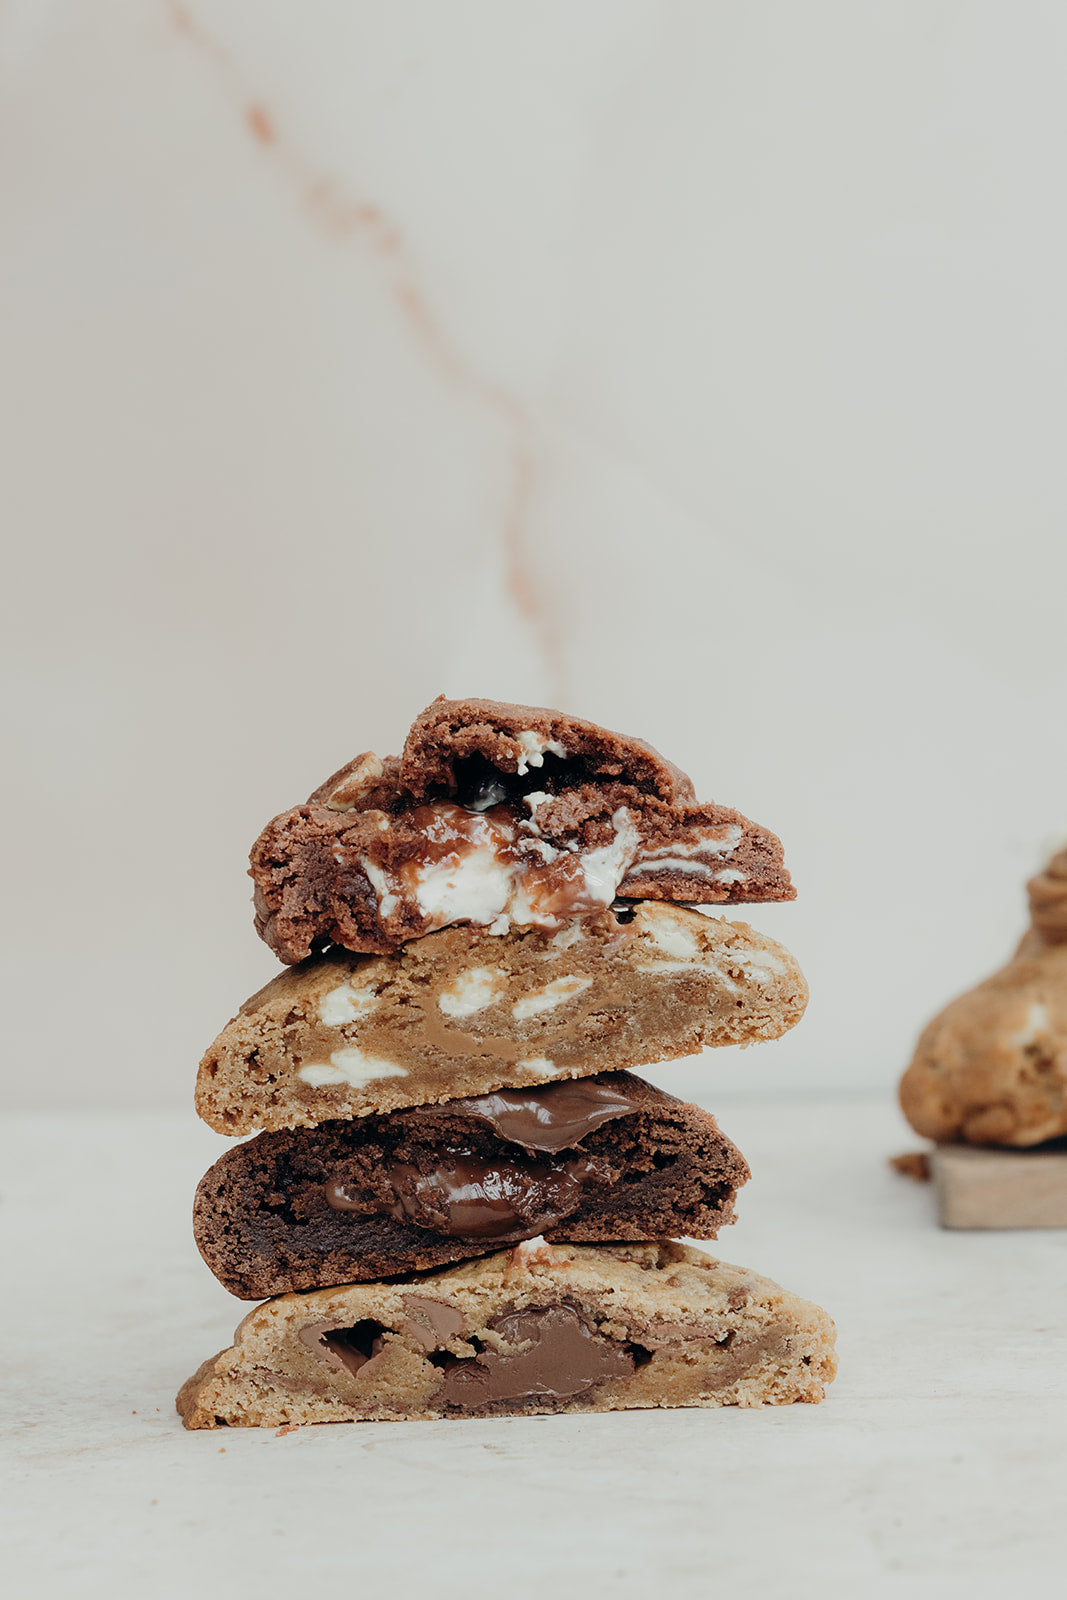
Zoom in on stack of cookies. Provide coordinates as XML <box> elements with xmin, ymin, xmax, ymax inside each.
<box><xmin>179</xmin><ymin>698</ymin><xmax>836</xmax><ymax>1427</ymax></box>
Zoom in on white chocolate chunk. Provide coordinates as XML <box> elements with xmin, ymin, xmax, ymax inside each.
<box><xmin>318</xmin><ymin>977</ymin><xmax>381</xmax><ymax>1027</ymax></box>
<box><xmin>298</xmin><ymin>1050</ymin><xmax>408</xmax><ymax>1089</ymax></box>
<box><xmin>508</xmin><ymin>1235</ymin><xmax>553</xmax><ymax>1267</ymax></box>
<box><xmin>437</xmin><ymin>967</ymin><xmax>502</xmax><ymax>1018</ymax></box>
<box><xmin>727</xmin><ymin>949</ymin><xmax>787</xmax><ymax>977</ymax></box>
<box><xmin>633</xmin><ymin>955</ymin><xmax>741</xmax><ymax>992</ymax></box>
<box><xmin>635</xmin><ymin>825</ymin><xmax>743</xmax><ymax>862</ymax></box>
<box><xmin>297</xmin><ymin>1062</ymin><xmax>350</xmax><ymax>1087</ymax></box>
<box><xmin>633</xmin><ymin>944</ymin><xmax>782</xmax><ymax>988</ymax></box>
<box><xmin>627</xmin><ymin>858</ymin><xmax>732</xmax><ymax>879</ymax></box>
<box><xmin>1011</xmin><ymin>1002</ymin><xmax>1051</xmax><ymax>1049</ymax></box>
<box><xmin>511</xmin><ymin>975</ymin><xmax>593</xmax><ymax>1020</ymax></box>
<box><xmin>517</xmin><ymin>1056</ymin><xmax>558</xmax><ymax>1075</ymax></box>
<box><xmin>643</xmin><ymin>916</ymin><xmax>701</xmax><ymax>959</ymax></box>
<box><xmin>629</xmin><ymin>826</ymin><xmax>746</xmax><ymax>878</ymax></box>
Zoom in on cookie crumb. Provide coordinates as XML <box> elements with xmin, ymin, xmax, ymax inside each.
<box><xmin>889</xmin><ymin>1151</ymin><xmax>931</xmax><ymax>1182</ymax></box>
<box><xmin>275</xmin><ymin>1423</ymin><xmax>300</xmax><ymax>1437</ymax></box>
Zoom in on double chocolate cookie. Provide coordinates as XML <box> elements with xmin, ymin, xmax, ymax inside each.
<box><xmin>178</xmin><ymin>1241</ymin><xmax>837</xmax><ymax>1427</ymax></box>
<box><xmin>194</xmin><ymin>1073</ymin><xmax>750</xmax><ymax>1296</ymax></box>
<box><xmin>250</xmin><ymin>696</ymin><xmax>795</xmax><ymax>964</ymax></box>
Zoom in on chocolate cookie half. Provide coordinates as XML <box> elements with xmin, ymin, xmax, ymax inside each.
<box><xmin>177</xmin><ymin>1241</ymin><xmax>837</xmax><ymax>1427</ymax></box>
<box><xmin>251</xmin><ymin>696</ymin><xmax>795</xmax><ymax>963</ymax></box>
<box><xmin>196</xmin><ymin>903</ymin><xmax>807</xmax><ymax>1135</ymax></box>
<box><xmin>193</xmin><ymin>1073</ymin><xmax>750</xmax><ymax>1297</ymax></box>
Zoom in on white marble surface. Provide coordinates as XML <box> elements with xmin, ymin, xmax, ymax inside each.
<box><xmin>4</xmin><ymin>2</ymin><xmax>1067</xmax><ymax>1112</ymax></box>
<box><xmin>4</xmin><ymin>1098</ymin><xmax>1066</xmax><ymax>1598</ymax></box>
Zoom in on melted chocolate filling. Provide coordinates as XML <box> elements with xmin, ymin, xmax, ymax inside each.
<box><xmin>296</xmin><ymin>1302</ymin><xmax>792</xmax><ymax>1412</ymax></box>
<box><xmin>389</xmin><ymin>1152</ymin><xmax>611</xmax><ymax>1238</ymax></box>
<box><xmin>297</xmin><ymin>1300</ymin><xmax>636</xmax><ymax>1409</ymax></box>
<box><xmin>327</xmin><ymin>1150</ymin><xmax>614</xmax><ymax>1240</ymax></box>
<box><xmin>436</xmin><ymin>1302</ymin><xmax>635</xmax><ymax>1410</ymax></box>
<box><xmin>410</xmin><ymin>1077</ymin><xmax>640</xmax><ymax>1154</ymax></box>
<box><xmin>323</xmin><ymin>1078</ymin><xmax>639</xmax><ymax>1242</ymax></box>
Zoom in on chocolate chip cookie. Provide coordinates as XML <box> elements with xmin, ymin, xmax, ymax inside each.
<box><xmin>900</xmin><ymin>847</ymin><xmax>1067</xmax><ymax>1145</ymax></box>
<box><xmin>177</xmin><ymin>1241</ymin><xmax>836</xmax><ymax>1427</ymax></box>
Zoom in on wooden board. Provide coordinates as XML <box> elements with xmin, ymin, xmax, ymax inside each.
<box><xmin>932</xmin><ymin>1144</ymin><xmax>1067</xmax><ymax>1229</ymax></box>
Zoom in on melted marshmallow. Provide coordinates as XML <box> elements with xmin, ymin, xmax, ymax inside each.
<box><xmin>371</xmin><ymin>806</ymin><xmax>641</xmax><ymax>936</ymax></box>
<box><xmin>412</xmin><ymin>846</ymin><xmax>515</xmax><ymax>928</ymax></box>
<box><xmin>629</xmin><ymin>825</ymin><xmax>744</xmax><ymax>875</ymax></box>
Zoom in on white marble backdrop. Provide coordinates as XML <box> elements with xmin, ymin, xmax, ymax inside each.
<box><xmin>3</xmin><ymin>1</ymin><xmax>1066</xmax><ymax>1108</ymax></box>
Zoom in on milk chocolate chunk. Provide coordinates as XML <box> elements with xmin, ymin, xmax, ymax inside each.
<box><xmin>249</xmin><ymin>696</ymin><xmax>795</xmax><ymax>964</ymax></box>
<box><xmin>297</xmin><ymin>1319</ymin><xmax>387</xmax><ymax>1379</ymax></box>
<box><xmin>192</xmin><ymin>1072</ymin><xmax>750</xmax><ymax>1298</ymax></box>
<box><xmin>398</xmin><ymin>1296</ymin><xmax>466</xmax><ymax>1349</ymax></box>
<box><xmin>436</xmin><ymin>1303</ymin><xmax>634</xmax><ymax>1410</ymax></box>
<box><xmin>196</xmin><ymin>902</ymin><xmax>807</xmax><ymax>1136</ymax></box>
<box><xmin>176</xmin><ymin>1242</ymin><xmax>837</xmax><ymax>1428</ymax></box>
